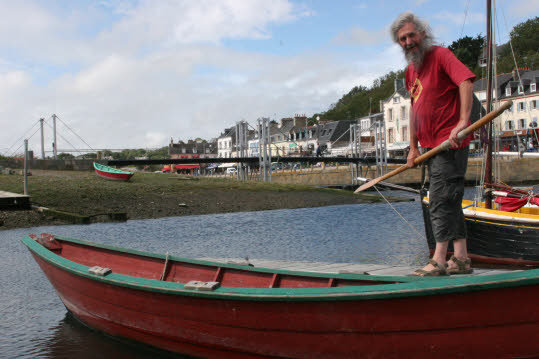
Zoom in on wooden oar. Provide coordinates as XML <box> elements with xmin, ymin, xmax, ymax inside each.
<box><xmin>354</xmin><ymin>100</ymin><xmax>513</xmax><ymax>193</ymax></box>
<box><xmin>357</xmin><ymin>177</ymin><xmax>420</xmax><ymax>194</ymax></box>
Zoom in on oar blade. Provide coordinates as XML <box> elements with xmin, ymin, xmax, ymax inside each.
<box><xmin>354</xmin><ymin>180</ymin><xmax>376</xmax><ymax>193</ymax></box>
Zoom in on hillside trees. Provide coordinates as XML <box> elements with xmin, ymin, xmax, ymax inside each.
<box><xmin>309</xmin><ymin>69</ymin><xmax>405</xmax><ymax>123</ymax></box>
<box><xmin>497</xmin><ymin>16</ymin><xmax>539</xmax><ymax>72</ymax></box>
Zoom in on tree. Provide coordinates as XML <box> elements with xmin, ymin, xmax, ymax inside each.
<box><xmin>58</xmin><ymin>153</ymin><xmax>74</xmax><ymax>159</ymax></box>
<box><xmin>448</xmin><ymin>35</ymin><xmax>484</xmax><ymax>77</ymax></box>
<box><xmin>147</xmin><ymin>147</ymin><xmax>169</xmax><ymax>159</ymax></box>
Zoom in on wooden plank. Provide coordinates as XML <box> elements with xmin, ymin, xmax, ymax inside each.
<box><xmin>366</xmin><ymin>266</ymin><xmax>415</xmax><ymax>276</ymax></box>
<box><xmin>338</xmin><ymin>264</ymin><xmax>393</xmax><ymax>274</ymax></box>
<box><xmin>195</xmin><ymin>257</ymin><xmax>522</xmax><ymax>278</ymax></box>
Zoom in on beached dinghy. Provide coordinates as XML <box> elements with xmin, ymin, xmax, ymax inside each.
<box><xmin>93</xmin><ymin>162</ymin><xmax>134</xmax><ymax>181</ymax></box>
<box><xmin>23</xmin><ymin>233</ymin><xmax>539</xmax><ymax>359</ymax></box>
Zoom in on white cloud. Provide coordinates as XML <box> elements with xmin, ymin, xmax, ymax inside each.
<box><xmin>433</xmin><ymin>11</ymin><xmax>484</xmax><ymax>26</ymax></box>
<box><xmin>506</xmin><ymin>0</ymin><xmax>539</xmax><ymax>18</ymax></box>
<box><xmin>332</xmin><ymin>27</ymin><xmax>388</xmax><ymax>46</ymax></box>
<box><xmin>0</xmin><ymin>1</ymin><xmax>414</xmax><ymax>154</ymax></box>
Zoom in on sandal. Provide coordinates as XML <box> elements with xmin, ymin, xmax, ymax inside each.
<box><xmin>446</xmin><ymin>256</ymin><xmax>473</xmax><ymax>275</ymax></box>
<box><xmin>407</xmin><ymin>259</ymin><xmax>448</xmax><ymax>277</ymax></box>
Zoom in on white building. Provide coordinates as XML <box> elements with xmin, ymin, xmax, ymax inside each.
<box><xmin>382</xmin><ymin>79</ymin><xmax>411</xmax><ymax>157</ymax></box>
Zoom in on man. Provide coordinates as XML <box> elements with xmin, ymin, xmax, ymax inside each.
<box><xmin>391</xmin><ymin>12</ymin><xmax>475</xmax><ymax>276</ymax></box>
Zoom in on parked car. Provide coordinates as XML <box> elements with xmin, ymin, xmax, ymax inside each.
<box><xmin>226</xmin><ymin>167</ymin><xmax>237</xmax><ymax>174</ymax></box>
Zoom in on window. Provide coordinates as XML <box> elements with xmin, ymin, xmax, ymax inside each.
<box><xmin>388</xmin><ymin>108</ymin><xmax>393</xmax><ymax>122</ymax></box>
<box><xmin>182</xmin><ymin>148</ymin><xmax>186</xmax><ymax>154</ymax></box>
<box><xmin>401</xmin><ymin>106</ymin><xmax>407</xmax><ymax>121</ymax></box>
<box><xmin>393</xmin><ymin>97</ymin><xmax>400</xmax><ymax>104</ymax></box>
<box><xmin>518</xmin><ymin>119</ymin><xmax>526</xmax><ymax>129</ymax></box>
<box><xmin>388</xmin><ymin>128</ymin><xmax>394</xmax><ymax>143</ymax></box>
<box><xmin>402</xmin><ymin>126</ymin><xmax>408</xmax><ymax>141</ymax></box>
<box><xmin>505</xmin><ymin>120</ymin><xmax>514</xmax><ymax>130</ymax></box>
<box><xmin>531</xmin><ymin>100</ymin><xmax>537</xmax><ymax>110</ymax></box>
<box><xmin>506</xmin><ymin>87</ymin><xmax>511</xmax><ymax>96</ymax></box>
<box><xmin>193</xmin><ymin>147</ymin><xmax>197</xmax><ymax>154</ymax></box>
<box><xmin>518</xmin><ymin>85</ymin><xmax>524</xmax><ymax>94</ymax></box>
<box><xmin>531</xmin><ymin>118</ymin><xmax>538</xmax><ymax>128</ymax></box>
<box><xmin>531</xmin><ymin>83</ymin><xmax>537</xmax><ymax>92</ymax></box>
<box><xmin>517</xmin><ymin>102</ymin><xmax>526</xmax><ymax>112</ymax></box>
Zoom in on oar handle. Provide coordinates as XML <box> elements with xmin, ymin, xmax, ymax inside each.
<box><xmin>354</xmin><ymin>100</ymin><xmax>513</xmax><ymax>193</ymax></box>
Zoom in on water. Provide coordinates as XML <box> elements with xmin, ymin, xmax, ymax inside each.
<box><xmin>1</xmin><ymin>195</ymin><xmax>429</xmax><ymax>358</ymax></box>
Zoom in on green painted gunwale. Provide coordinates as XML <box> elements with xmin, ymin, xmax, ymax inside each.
<box><xmin>93</xmin><ymin>162</ymin><xmax>133</xmax><ymax>175</ymax></box>
<box><xmin>22</xmin><ymin>235</ymin><xmax>539</xmax><ymax>302</ymax></box>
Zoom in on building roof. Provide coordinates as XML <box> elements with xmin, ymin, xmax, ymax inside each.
<box><xmin>474</xmin><ymin>69</ymin><xmax>539</xmax><ymax>100</ymax></box>
<box><xmin>318</xmin><ymin>120</ymin><xmax>352</xmax><ymax>144</ymax></box>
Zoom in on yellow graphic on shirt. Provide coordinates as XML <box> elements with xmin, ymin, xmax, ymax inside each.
<box><xmin>410</xmin><ymin>78</ymin><xmax>423</xmax><ymax>103</ymax></box>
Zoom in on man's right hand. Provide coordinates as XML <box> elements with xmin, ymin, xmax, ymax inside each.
<box><xmin>407</xmin><ymin>147</ymin><xmax>420</xmax><ymax>168</ymax></box>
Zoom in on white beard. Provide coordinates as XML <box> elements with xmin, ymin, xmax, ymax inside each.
<box><xmin>404</xmin><ymin>37</ymin><xmax>433</xmax><ymax>68</ymax></box>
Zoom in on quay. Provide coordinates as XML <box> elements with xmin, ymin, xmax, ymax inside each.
<box><xmin>0</xmin><ymin>191</ymin><xmax>30</xmax><ymax>210</ymax></box>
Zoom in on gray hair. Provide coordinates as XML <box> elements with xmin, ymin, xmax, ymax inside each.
<box><xmin>390</xmin><ymin>11</ymin><xmax>434</xmax><ymax>44</ymax></box>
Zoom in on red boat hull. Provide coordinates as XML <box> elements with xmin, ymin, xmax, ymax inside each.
<box><xmin>31</xmin><ymin>252</ymin><xmax>539</xmax><ymax>359</ymax></box>
<box><xmin>94</xmin><ymin>168</ymin><xmax>133</xmax><ymax>181</ymax></box>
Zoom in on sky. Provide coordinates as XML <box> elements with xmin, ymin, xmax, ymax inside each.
<box><xmin>0</xmin><ymin>0</ymin><xmax>537</xmax><ymax>155</ymax></box>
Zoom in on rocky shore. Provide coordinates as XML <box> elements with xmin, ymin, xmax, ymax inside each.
<box><xmin>0</xmin><ymin>170</ymin><xmax>411</xmax><ymax>230</ymax></box>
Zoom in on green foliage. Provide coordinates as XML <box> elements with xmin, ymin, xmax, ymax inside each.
<box><xmin>492</xmin><ymin>17</ymin><xmax>538</xmax><ymax>73</ymax></box>
<box><xmin>147</xmin><ymin>146</ymin><xmax>170</xmax><ymax>159</ymax></box>
<box><xmin>57</xmin><ymin>153</ymin><xmax>75</xmax><ymax>159</ymax></box>
<box><xmin>448</xmin><ymin>35</ymin><xmax>484</xmax><ymax>77</ymax></box>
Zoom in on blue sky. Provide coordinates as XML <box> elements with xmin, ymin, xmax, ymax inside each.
<box><xmin>0</xmin><ymin>0</ymin><xmax>536</xmax><ymax>153</ymax></box>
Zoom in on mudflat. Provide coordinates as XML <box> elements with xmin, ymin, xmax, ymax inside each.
<box><xmin>0</xmin><ymin>170</ymin><xmax>406</xmax><ymax>230</ymax></box>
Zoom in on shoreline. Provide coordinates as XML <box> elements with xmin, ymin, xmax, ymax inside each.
<box><xmin>0</xmin><ymin>170</ymin><xmax>412</xmax><ymax>230</ymax></box>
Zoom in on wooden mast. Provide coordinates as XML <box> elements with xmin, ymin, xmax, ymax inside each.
<box><xmin>484</xmin><ymin>0</ymin><xmax>494</xmax><ymax>209</ymax></box>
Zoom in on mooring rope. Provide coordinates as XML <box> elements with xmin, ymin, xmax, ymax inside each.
<box><xmin>372</xmin><ymin>185</ymin><xmax>426</xmax><ymax>240</ymax></box>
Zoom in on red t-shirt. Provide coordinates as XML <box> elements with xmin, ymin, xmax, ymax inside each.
<box><xmin>405</xmin><ymin>46</ymin><xmax>476</xmax><ymax>148</ymax></box>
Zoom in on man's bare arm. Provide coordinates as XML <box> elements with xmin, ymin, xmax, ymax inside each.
<box><xmin>448</xmin><ymin>79</ymin><xmax>473</xmax><ymax>148</ymax></box>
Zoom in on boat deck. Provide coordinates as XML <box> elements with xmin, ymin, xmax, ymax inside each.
<box><xmin>0</xmin><ymin>191</ymin><xmax>30</xmax><ymax>210</ymax></box>
<box><xmin>197</xmin><ymin>257</ymin><xmax>519</xmax><ymax>277</ymax></box>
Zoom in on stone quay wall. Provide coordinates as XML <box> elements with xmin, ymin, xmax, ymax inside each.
<box><xmin>271</xmin><ymin>157</ymin><xmax>539</xmax><ymax>186</ymax></box>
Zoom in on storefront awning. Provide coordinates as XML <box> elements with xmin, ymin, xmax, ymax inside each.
<box><xmin>218</xmin><ymin>163</ymin><xmax>237</xmax><ymax>168</ymax></box>
<box><xmin>174</xmin><ymin>165</ymin><xmax>199</xmax><ymax>169</ymax></box>
<box><xmin>387</xmin><ymin>141</ymin><xmax>410</xmax><ymax>150</ymax></box>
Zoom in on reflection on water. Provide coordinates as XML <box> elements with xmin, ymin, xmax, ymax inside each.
<box><xmin>33</xmin><ymin>313</ymin><xmax>187</xmax><ymax>359</ymax></box>
<box><xmin>1</xmin><ymin>196</ymin><xmax>429</xmax><ymax>358</ymax></box>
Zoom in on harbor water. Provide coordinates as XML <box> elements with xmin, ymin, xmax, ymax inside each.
<box><xmin>1</xmin><ymin>194</ymin><xmax>430</xmax><ymax>358</ymax></box>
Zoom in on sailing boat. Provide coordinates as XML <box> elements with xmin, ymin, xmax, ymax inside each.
<box><xmin>422</xmin><ymin>0</ymin><xmax>539</xmax><ymax>267</ymax></box>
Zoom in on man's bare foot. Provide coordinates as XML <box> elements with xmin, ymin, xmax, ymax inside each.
<box><xmin>446</xmin><ymin>256</ymin><xmax>473</xmax><ymax>274</ymax></box>
<box><xmin>407</xmin><ymin>259</ymin><xmax>448</xmax><ymax>276</ymax></box>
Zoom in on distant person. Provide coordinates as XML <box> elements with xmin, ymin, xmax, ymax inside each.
<box><xmin>315</xmin><ymin>143</ymin><xmax>322</xmax><ymax>157</ymax></box>
<box><xmin>391</xmin><ymin>11</ymin><xmax>475</xmax><ymax>276</ymax></box>
<box><xmin>528</xmin><ymin>141</ymin><xmax>534</xmax><ymax>152</ymax></box>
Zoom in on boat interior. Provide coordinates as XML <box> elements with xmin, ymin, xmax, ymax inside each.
<box><xmin>31</xmin><ymin>234</ymin><xmax>405</xmax><ymax>289</ymax></box>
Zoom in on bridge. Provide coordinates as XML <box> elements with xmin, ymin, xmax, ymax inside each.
<box><xmin>105</xmin><ymin>156</ymin><xmax>406</xmax><ymax>166</ymax></box>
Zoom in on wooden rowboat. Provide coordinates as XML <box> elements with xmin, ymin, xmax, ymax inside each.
<box><xmin>22</xmin><ymin>233</ymin><xmax>539</xmax><ymax>358</ymax></box>
<box><xmin>93</xmin><ymin>162</ymin><xmax>134</xmax><ymax>181</ymax></box>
